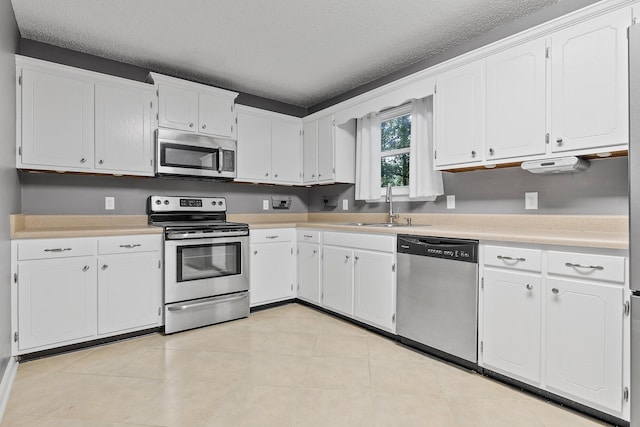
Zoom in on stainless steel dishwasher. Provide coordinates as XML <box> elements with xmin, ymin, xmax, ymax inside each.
<box><xmin>396</xmin><ymin>235</ymin><xmax>479</xmax><ymax>368</ymax></box>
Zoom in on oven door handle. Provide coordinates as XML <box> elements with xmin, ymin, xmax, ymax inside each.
<box><xmin>167</xmin><ymin>293</ymin><xmax>248</xmax><ymax>312</ymax></box>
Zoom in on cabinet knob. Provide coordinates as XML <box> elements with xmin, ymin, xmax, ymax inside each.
<box><xmin>551</xmin><ymin>288</ymin><xmax>559</xmax><ymax>294</ymax></box>
<box><xmin>202</xmin><ymin>124</ymin><xmax>207</xmax><ymax>129</ymax></box>
<box><xmin>274</xmin><ymin>174</ymin><xmax>278</xmax><ymax>178</ymax></box>
<box><xmin>556</xmin><ymin>137</ymin><xmax>563</xmax><ymax>145</ymax></box>
<box><xmin>489</xmin><ymin>148</ymin><xmax>494</xmax><ymax>155</ymax></box>
<box><xmin>102</xmin><ymin>264</ymin><xmax>108</xmax><ymax>270</ymax></box>
<box><xmin>189</xmin><ymin>123</ymin><xmax>194</xmax><ymax>128</ymax></box>
<box><xmin>345</xmin><ymin>255</ymin><xmax>350</xmax><ymax>260</ymax></box>
<box><xmin>471</xmin><ymin>151</ymin><xmax>476</xmax><ymax>157</ymax></box>
<box><xmin>98</xmin><ymin>159</ymin><xmax>104</xmax><ymax>165</ymax></box>
<box><xmin>265</xmin><ymin>172</ymin><xmax>269</xmax><ymax>177</ymax></box>
<box><xmin>253</xmin><ymin>250</ymin><xmax>258</xmax><ymax>255</ymax></box>
<box><xmin>82</xmin><ymin>265</ymin><xmax>90</xmax><ymax>272</ymax></box>
<box><xmin>80</xmin><ymin>158</ymin><xmax>86</xmax><ymax>163</ymax></box>
<box><xmin>313</xmin><ymin>250</ymin><xmax>317</xmax><ymax>254</ymax></box>
<box><xmin>311</xmin><ymin>174</ymin><xmax>316</xmax><ymax>178</ymax></box>
<box><xmin>355</xmin><ymin>256</ymin><xmax>359</xmax><ymax>261</ymax></box>
<box><xmin>526</xmin><ymin>284</ymin><xmax>533</xmax><ymax>290</ymax></box>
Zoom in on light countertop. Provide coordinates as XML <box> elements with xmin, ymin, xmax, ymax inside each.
<box><xmin>11</xmin><ymin>215</ymin><xmax>162</xmax><ymax>239</ymax></box>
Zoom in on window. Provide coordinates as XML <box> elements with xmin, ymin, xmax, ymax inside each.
<box><xmin>380</xmin><ymin>104</ymin><xmax>412</xmax><ymax>195</ymax></box>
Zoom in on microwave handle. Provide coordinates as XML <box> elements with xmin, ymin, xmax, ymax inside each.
<box><xmin>217</xmin><ymin>148</ymin><xmax>223</xmax><ymax>173</ymax></box>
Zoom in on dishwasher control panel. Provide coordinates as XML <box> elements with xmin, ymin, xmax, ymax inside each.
<box><xmin>397</xmin><ymin>235</ymin><xmax>478</xmax><ymax>263</ymax></box>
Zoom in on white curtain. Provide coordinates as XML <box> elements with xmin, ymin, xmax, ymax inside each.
<box><xmin>409</xmin><ymin>97</ymin><xmax>443</xmax><ymax>200</ymax></box>
<box><xmin>355</xmin><ymin>113</ymin><xmax>382</xmax><ymax>201</ymax></box>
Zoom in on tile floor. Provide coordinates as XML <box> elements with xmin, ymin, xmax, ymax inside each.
<box><xmin>2</xmin><ymin>303</ymin><xmax>610</xmax><ymax>427</ymax></box>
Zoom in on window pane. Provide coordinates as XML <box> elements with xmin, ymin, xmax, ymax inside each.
<box><xmin>381</xmin><ymin>114</ymin><xmax>411</xmax><ymax>151</ymax></box>
<box><xmin>381</xmin><ymin>153</ymin><xmax>410</xmax><ymax>187</ymax></box>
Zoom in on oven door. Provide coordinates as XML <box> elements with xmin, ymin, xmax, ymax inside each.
<box><xmin>165</xmin><ymin>235</ymin><xmax>249</xmax><ymax>303</ymax></box>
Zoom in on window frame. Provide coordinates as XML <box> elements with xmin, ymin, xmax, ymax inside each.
<box><xmin>379</xmin><ymin>103</ymin><xmax>413</xmax><ymax>197</ymax></box>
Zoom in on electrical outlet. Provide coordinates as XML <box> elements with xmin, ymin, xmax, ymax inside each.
<box><xmin>447</xmin><ymin>195</ymin><xmax>455</xmax><ymax>209</ymax></box>
<box><xmin>525</xmin><ymin>192</ymin><xmax>538</xmax><ymax>210</ymax></box>
<box><xmin>262</xmin><ymin>199</ymin><xmax>269</xmax><ymax>210</ymax></box>
<box><xmin>105</xmin><ymin>197</ymin><xmax>115</xmax><ymax>210</ymax></box>
<box><xmin>342</xmin><ymin>199</ymin><xmax>348</xmax><ymax>210</ymax></box>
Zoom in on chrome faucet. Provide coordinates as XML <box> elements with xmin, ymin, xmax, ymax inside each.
<box><xmin>386</xmin><ymin>183</ymin><xmax>399</xmax><ymax>224</ymax></box>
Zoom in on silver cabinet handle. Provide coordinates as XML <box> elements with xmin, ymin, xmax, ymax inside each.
<box><xmin>489</xmin><ymin>148</ymin><xmax>494</xmax><ymax>155</ymax></box>
<box><xmin>101</xmin><ymin>264</ymin><xmax>108</xmax><ymax>270</ymax></box>
<box><xmin>98</xmin><ymin>159</ymin><xmax>104</xmax><ymax>165</ymax></box>
<box><xmin>80</xmin><ymin>158</ymin><xmax>86</xmax><ymax>163</ymax></box>
<box><xmin>44</xmin><ymin>248</ymin><xmax>72</xmax><ymax>253</ymax></box>
<box><xmin>189</xmin><ymin>123</ymin><xmax>194</xmax><ymax>128</ymax></box>
<box><xmin>119</xmin><ymin>244</ymin><xmax>142</xmax><ymax>249</ymax></box>
<box><xmin>266</xmin><ymin>235</ymin><xmax>279</xmax><ymax>239</ymax></box>
<box><xmin>303</xmin><ymin>235</ymin><xmax>313</xmax><ymax>239</ymax></box>
<box><xmin>565</xmin><ymin>262</ymin><xmax>604</xmax><ymax>271</ymax></box>
<box><xmin>202</xmin><ymin>124</ymin><xmax>207</xmax><ymax>129</ymax></box>
<box><xmin>551</xmin><ymin>288</ymin><xmax>559</xmax><ymax>294</ymax></box>
<box><xmin>82</xmin><ymin>265</ymin><xmax>90</xmax><ymax>272</ymax></box>
<box><xmin>526</xmin><ymin>284</ymin><xmax>533</xmax><ymax>290</ymax></box>
<box><xmin>497</xmin><ymin>255</ymin><xmax>526</xmax><ymax>262</ymax></box>
<box><xmin>471</xmin><ymin>151</ymin><xmax>476</xmax><ymax>157</ymax></box>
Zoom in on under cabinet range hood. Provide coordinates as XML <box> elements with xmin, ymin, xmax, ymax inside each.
<box><xmin>521</xmin><ymin>156</ymin><xmax>590</xmax><ymax>174</ymax></box>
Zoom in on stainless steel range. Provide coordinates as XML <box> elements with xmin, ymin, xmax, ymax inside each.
<box><xmin>148</xmin><ymin>195</ymin><xmax>250</xmax><ymax>334</ymax></box>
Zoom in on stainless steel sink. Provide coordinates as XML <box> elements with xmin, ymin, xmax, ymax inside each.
<box><xmin>341</xmin><ymin>222</ymin><xmax>430</xmax><ymax>228</ymax></box>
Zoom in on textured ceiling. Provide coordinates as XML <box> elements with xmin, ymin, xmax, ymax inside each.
<box><xmin>11</xmin><ymin>0</ymin><xmax>560</xmax><ymax>108</ymax></box>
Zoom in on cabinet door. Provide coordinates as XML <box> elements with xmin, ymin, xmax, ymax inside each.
<box><xmin>95</xmin><ymin>83</ymin><xmax>153</xmax><ymax>175</ymax></box>
<box><xmin>236</xmin><ymin>110</ymin><xmax>272</xmax><ymax>182</ymax></box>
<box><xmin>486</xmin><ymin>38</ymin><xmax>547</xmax><ymax>161</ymax></box>
<box><xmin>353</xmin><ymin>250</ymin><xmax>395</xmax><ymax>332</ymax></box>
<box><xmin>322</xmin><ymin>246</ymin><xmax>353</xmax><ymax>316</ymax></box>
<box><xmin>317</xmin><ymin>115</ymin><xmax>335</xmax><ymax>182</ymax></box>
<box><xmin>158</xmin><ymin>83</ymin><xmax>199</xmax><ymax>131</ymax></box>
<box><xmin>435</xmin><ymin>60</ymin><xmax>485</xmax><ymax>167</ymax></box>
<box><xmin>482</xmin><ymin>269</ymin><xmax>541</xmax><ymax>384</ymax></box>
<box><xmin>98</xmin><ymin>252</ymin><xmax>161</xmax><ymax>335</ymax></box>
<box><xmin>545</xmin><ymin>278</ymin><xmax>623</xmax><ymax>413</ymax></box>
<box><xmin>17</xmin><ymin>257</ymin><xmax>97</xmax><ymax>351</ymax></box>
<box><xmin>199</xmin><ymin>92</ymin><xmax>235</xmax><ymax>138</ymax></box>
<box><xmin>271</xmin><ymin>119</ymin><xmax>302</xmax><ymax>184</ymax></box>
<box><xmin>250</xmin><ymin>242</ymin><xmax>295</xmax><ymax>306</ymax></box>
<box><xmin>303</xmin><ymin>120</ymin><xmax>318</xmax><ymax>182</ymax></box>
<box><xmin>297</xmin><ymin>242</ymin><xmax>320</xmax><ymax>304</ymax></box>
<box><xmin>550</xmin><ymin>7</ymin><xmax>630</xmax><ymax>153</ymax></box>
<box><xmin>20</xmin><ymin>68</ymin><xmax>94</xmax><ymax>169</ymax></box>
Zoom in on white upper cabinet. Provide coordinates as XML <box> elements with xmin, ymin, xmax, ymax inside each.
<box><xmin>302</xmin><ymin>114</ymin><xmax>355</xmax><ymax>185</ymax></box>
<box><xmin>550</xmin><ymin>7</ymin><xmax>630</xmax><ymax>153</ymax></box>
<box><xmin>149</xmin><ymin>72</ymin><xmax>238</xmax><ymax>138</ymax></box>
<box><xmin>19</xmin><ymin>66</ymin><xmax>94</xmax><ymax>170</ymax></box>
<box><xmin>435</xmin><ymin>60</ymin><xmax>485</xmax><ymax>168</ymax></box>
<box><xmin>95</xmin><ymin>82</ymin><xmax>154</xmax><ymax>174</ymax></box>
<box><xmin>485</xmin><ymin>38</ymin><xmax>547</xmax><ymax>161</ymax></box>
<box><xmin>16</xmin><ymin>56</ymin><xmax>155</xmax><ymax>176</ymax></box>
<box><xmin>236</xmin><ymin>105</ymin><xmax>302</xmax><ymax>185</ymax></box>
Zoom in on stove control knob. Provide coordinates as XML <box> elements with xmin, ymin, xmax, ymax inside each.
<box><xmin>155</xmin><ymin>200</ymin><xmax>161</xmax><ymax>205</ymax></box>
<box><xmin>211</xmin><ymin>201</ymin><xmax>216</xmax><ymax>205</ymax></box>
<box><xmin>218</xmin><ymin>201</ymin><xmax>223</xmax><ymax>205</ymax></box>
<box><xmin>164</xmin><ymin>200</ymin><xmax>170</xmax><ymax>205</ymax></box>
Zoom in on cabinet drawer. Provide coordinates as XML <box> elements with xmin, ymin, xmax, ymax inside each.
<box><xmin>547</xmin><ymin>251</ymin><xmax>625</xmax><ymax>284</ymax></box>
<box><xmin>17</xmin><ymin>238</ymin><xmax>97</xmax><ymax>260</ymax></box>
<box><xmin>250</xmin><ymin>228</ymin><xmax>295</xmax><ymax>244</ymax></box>
<box><xmin>297</xmin><ymin>229</ymin><xmax>320</xmax><ymax>243</ymax></box>
<box><xmin>484</xmin><ymin>245</ymin><xmax>542</xmax><ymax>272</ymax></box>
<box><xmin>98</xmin><ymin>235</ymin><xmax>162</xmax><ymax>255</ymax></box>
<box><xmin>323</xmin><ymin>232</ymin><xmax>395</xmax><ymax>252</ymax></box>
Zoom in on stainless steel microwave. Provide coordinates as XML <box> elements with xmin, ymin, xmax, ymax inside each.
<box><xmin>156</xmin><ymin>129</ymin><xmax>236</xmax><ymax>180</ymax></box>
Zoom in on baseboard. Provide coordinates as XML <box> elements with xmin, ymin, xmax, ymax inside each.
<box><xmin>0</xmin><ymin>357</ymin><xmax>18</xmax><ymax>424</ymax></box>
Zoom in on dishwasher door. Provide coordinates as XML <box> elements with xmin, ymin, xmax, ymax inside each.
<box><xmin>397</xmin><ymin>251</ymin><xmax>478</xmax><ymax>364</ymax></box>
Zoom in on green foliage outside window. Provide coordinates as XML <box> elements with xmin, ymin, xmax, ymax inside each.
<box><xmin>381</xmin><ymin>114</ymin><xmax>411</xmax><ymax>187</ymax></box>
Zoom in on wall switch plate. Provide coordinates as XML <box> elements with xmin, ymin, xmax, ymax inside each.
<box><xmin>447</xmin><ymin>195</ymin><xmax>455</xmax><ymax>209</ymax></box>
<box><xmin>262</xmin><ymin>199</ymin><xmax>269</xmax><ymax>210</ymax></box>
<box><xmin>105</xmin><ymin>197</ymin><xmax>115</xmax><ymax>210</ymax></box>
<box><xmin>525</xmin><ymin>192</ymin><xmax>538</xmax><ymax>210</ymax></box>
<box><xmin>342</xmin><ymin>199</ymin><xmax>348</xmax><ymax>210</ymax></box>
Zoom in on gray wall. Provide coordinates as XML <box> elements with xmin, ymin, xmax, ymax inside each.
<box><xmin>309</xmin><ymin>157</ymin><xmax>629</xmax><ymax>215</ymax></box>
<box><xmin>0</xmin><ymin>3</ymin><xmax>21</xmax><ymax>375</ymax></box>
<box><xmin>20</xmin><ymin>173</ymin><xmax>308</xmax><ymax>215</ymax></box>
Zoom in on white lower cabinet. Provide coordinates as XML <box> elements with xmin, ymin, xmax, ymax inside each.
<box><xmin>17</xmin><ymin>257</ymin><xmax>97</xmax><ymax>351</ymax></box>
<box><xmin>322</xmin><ymin>246</ymin><xmax>354</xmax><ymax>316</ymax></box>
<box><xmin>482</xmin><ymin>269</ymin><xmax>541</xmax><ymax>384</ymax></box>
<box><xmin>480</xmin><ymin>244</ymin><xmax>629</xmax><ymax>420</ymax></box>
<box><xmin>353</xmin><ymin>250</ymin><xmax>395</xmax><ymax>332</ymax></box>
<box><xmin>297</xmin><ymin>241</ymin><xmax>320</xmax><ymax>304</ymax></box>
<box><xmin>250</xmin><ymin>229</ymin><xmax>295</xmax><ymax>307</ymax></box>
<box><xmin>98</xmin><ymin>252</ymin><xmax>162</xmax><ymax>335</ymax></box>
<box><xmin>12</xmin><ymin>234</ymin><xmax>162</xmax><ymax>355</ymax></box>
<box><xmin>545</xmin><ymin>277</ymin><xmax>624</xmax><ymax>414</ymax></box>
